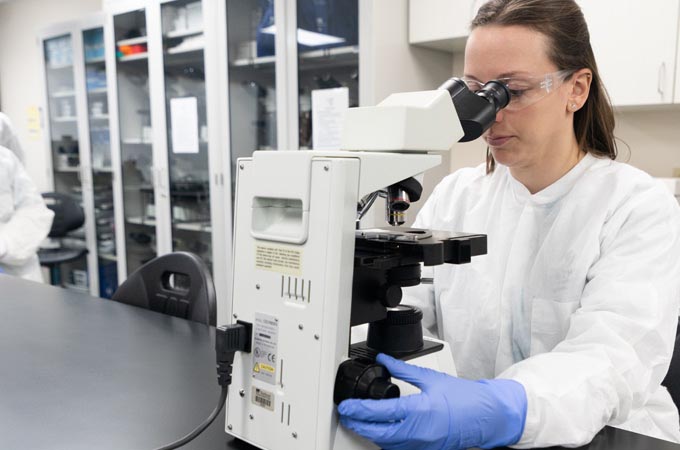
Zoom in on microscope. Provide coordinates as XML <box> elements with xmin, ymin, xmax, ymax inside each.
<box><xmin>223</xmin><ymin>77</ymin><xmax>509</xmax><ymax>450</ymax></box>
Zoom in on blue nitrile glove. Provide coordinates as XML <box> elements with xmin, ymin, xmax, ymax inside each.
<box><xmin>338</xmin><ymin>353</ymin><xmax>527</xmax><ymax>450</ymax></box>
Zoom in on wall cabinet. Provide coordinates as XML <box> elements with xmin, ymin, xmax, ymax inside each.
<box><xmin>39</xmin><ymin>15</ymin><xmax>119</xmax><ymax>298</ymax></box>
<box><xmin>577</xmin><ymin>0</ymin><xmax>679</xmax><ymax>106</ymax></box>
<box><xmin>408</xmin><ymin>0</ymin><xmax>478</xmax><ymax>52</ymax></box>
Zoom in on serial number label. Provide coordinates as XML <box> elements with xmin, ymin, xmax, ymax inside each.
<box><xmin>252</xmin><ymin>386</ymin><xmax>275</xmax><ymax>411</ymax></box>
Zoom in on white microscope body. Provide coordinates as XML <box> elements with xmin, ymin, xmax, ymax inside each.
<box><xmin>224</xmin><ymin>81</ymin><xmax>506</xmax><ymax>449</ymax></box>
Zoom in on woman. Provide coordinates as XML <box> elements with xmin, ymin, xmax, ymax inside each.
<box><xmin>0</xmin><ymin>146</ymin><xmax>54</xmax><ymax>281</ymax></box>
<box><xmin>338</xmin><ymin>0</ymin><xmax>680</xmax><ymax>448</ymax></box>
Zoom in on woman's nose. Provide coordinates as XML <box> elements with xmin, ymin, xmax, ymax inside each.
<box><xmin>495</xmin><ymin>109</ymin><xmax>505</xmax><ymax>123</ymax></box>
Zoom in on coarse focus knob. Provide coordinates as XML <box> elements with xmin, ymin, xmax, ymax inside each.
<box><xmin>334</xmin><ymin>358</ymin><xmax>400</xmax><ymax>405</ymax></box>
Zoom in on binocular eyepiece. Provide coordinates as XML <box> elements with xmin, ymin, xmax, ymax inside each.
<box><xmin>438</xmin><ymin>77</ymin><xmax>511</xmax><ymax>142</ymax></box>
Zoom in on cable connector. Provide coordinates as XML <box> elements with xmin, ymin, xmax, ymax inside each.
<box><xmin>216</xmin><ymin>321</ymin><xmax>252</xmax><ymax>387</ymax></box>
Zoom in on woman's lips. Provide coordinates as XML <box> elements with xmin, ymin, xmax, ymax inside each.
<box><xmin>486</xmin><ymin>135</ymin><xmax>513</xmax><ymax>147</ymax></box>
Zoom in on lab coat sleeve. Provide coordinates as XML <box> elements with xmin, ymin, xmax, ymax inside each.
<box><xmin>500</xmin><ymin>182</ymin><xmax>680</xmax><ymax>448</ymax></box>
<box><xmin>0</xmin><ymin>113</ymin><xmax>25</xmax><ymax>163</ymax></box>
<box><xmin>401</xmin><ymin>181</ymin><xmax>442</xmax><ymax>338</ymax></box>
<box><xmin>0</xmin><ymin>154</ymin><xmax>54</xmax><ymax>266</ymax></box>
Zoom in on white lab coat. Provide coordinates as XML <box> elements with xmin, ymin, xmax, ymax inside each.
<box><xmin>0</xmin><ymin>112</ymin><xmax>25</xmax><ymax>163</ymax></box>
<box><xmin>0</xmin><ymin>146</ymin><xmax>54</xmax><ymax>281</ymax></box>
<box><xmin>404</xmin><ymin>153</ymin><xmax>680</xmax><ymax>447</ymax></box>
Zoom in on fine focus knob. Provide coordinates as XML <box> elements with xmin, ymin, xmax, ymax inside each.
<box><xmin>367</xmin><ymin>305</ymin><xmax>424</xmax><ymax>355</ymax></box>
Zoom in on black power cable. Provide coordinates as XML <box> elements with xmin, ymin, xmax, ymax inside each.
<box><xmin>154</xmin><ymin>387</ymin><xmax>228</xmax><ymax>450</ymax></box>
<box><xmin>153</xmin><ymin>322</ymin><xmax>252</xmax><ymax>450</ymax></box>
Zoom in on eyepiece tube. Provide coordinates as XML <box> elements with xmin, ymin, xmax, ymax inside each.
<box><xmin>438</xmin><ymin>77</ymin><xmax>511</xmax><ymax>142</ymax></box>
<box><xmin>477</xmin><ymin>80</ymin><xmax>510</xmax><ymax>112</ymax></box>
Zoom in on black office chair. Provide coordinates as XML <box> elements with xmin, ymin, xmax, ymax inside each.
<box><xmin>38</xmin><ymin>192</ymin><xmax>87</xmax><ymax>286</ymax></box>
<box><xmin>112</xmin><ymin>252</ymin><xmax>216</xmax><ymax>326</ymax></box>
<box><xmin>662</xmin><ymin>322</ymin><xmax>680</xmax><ymax>410</ymax></box>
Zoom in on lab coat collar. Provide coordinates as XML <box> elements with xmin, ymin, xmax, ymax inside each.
<box><xmin>504</xmin><ymin>153</ymin><xmax>598</xmax><ymax>206</ymax></box>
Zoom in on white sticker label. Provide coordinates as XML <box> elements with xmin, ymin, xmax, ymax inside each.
<box><xmin>252</xmin><ymin>386</ymin><xmax>275</xmax><ymax>411</ymax></box>
<box><xmin>253</xmin><ymin>313</ymin><xmax>279</xmax><ymax>384</ymax></box>
<box><xmin>255</xmin><ymin>244</ymin><xmax>302</xmax><ymax>276</ymax></box>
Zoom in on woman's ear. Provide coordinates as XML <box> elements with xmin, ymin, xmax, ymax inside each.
<box><xmin>567</xmin><ymin>68</ymin><xmax>592</xmax><ymax>112</ymax></box>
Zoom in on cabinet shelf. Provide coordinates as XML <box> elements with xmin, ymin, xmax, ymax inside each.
<box><xmin>231</xmin><ymin>45</ymin><xmax>359</xmax><ymax>71</ymax></box>
<box><xmin>231</xmin><ymin>55</ymin><xmax>276</xmax><ymax>68</ymax></box>
<box><xmin>90</xmin><ymin>114</ymin><xmax>109</xmax><ymax>120</ymax></box>
<box><xmin>55</xmin><ymin>167</ymin><xmax>81</xmax><ymax>173</ymax></box>
<box><xmin>51</xmin><ymin>91</ymin><xmax>75</xmax><ymax>98</ymax></box>
<box><xmin>166</xmin><ymin>28</ymin><xmax>203</xmax><ymax>39</ymax></box>
<box><xmin>98</xmin><ymin>253</ymin><xmax>117</xmax><ymax>262</ymax></box>
<box><xmin>166</xmin><ymin>46</ymin><xmax>204</xmax><ymax>56</ymax></box>
<box><xmin>122</xmin><ymin>139</ymin><xmax>152</xmax><ymax>145</ymax></box>
<box><xmin>86</xmin><ymin>56</ymin><xmax>106</xmax><ymax>64</ymax></box>
<box><xmin>117</xmin><ymin>36</ymin><xmax>148</xmax><ymax>46</ymax></box>
<box><xmin>47</xmin><ymin>63</ymin><xmax>73</xmax><ymax>70</ymax></box>
<box><xmin>118</xmin><ymin>52</ymin><xmax>148</xmax><ymax>62</ymax></box>
<box><xmin>127</xmin><ymin>216</ymin><xmax>156</xmax><ymax>227</ymax></box>
<box><xmin>87</xmin><ymin>87</ymin><xmax>107</xmax><ymax>94</ymax></box>
<box><xmin>52</xmin><ymin>116</ymin><xmax>78</xmax><ymax>122</ymax></box>
<box><xmin>173</xmin><ymin>222</ymin><xmax>212</xmax><ymax>232</ymax></box>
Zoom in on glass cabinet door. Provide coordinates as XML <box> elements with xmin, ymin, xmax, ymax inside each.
<box><xmin>43</xmin><ymin>33</ymin><xmax>90</xmax><ymax>291</ymax></box>
<box><xmin>113</xmin><ymin>9</ymin><xmax>156</xmax><ymax>275</ymax></box>
<box><xmin>226</xmin><ymin>0</ymin><xmax>278</xmax><ymax>197</ymax></box>
<box><xmin>161</xmin><ymin>0</ymin><xmax>213</xmax><ymax>270</ymax></box>
<box><xmin>296</xmin><ymin>0</ymin><xmax>358</xmax><ymax>149</ymax></box>
<box><xmin>83</xmin><ymin>26</ymin><xmax>118</xmax><ymax>298</ymax></box>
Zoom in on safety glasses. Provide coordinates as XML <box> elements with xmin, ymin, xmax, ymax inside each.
<box><xmin>461</xmin><ymin>69</ymin><xmax>574</xmax><ymax>111</ymax></box>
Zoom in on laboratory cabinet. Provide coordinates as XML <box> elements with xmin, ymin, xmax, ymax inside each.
<box><xmin>39</xmin><ymin>15</ymin><xmax>119</xmax><ymax>298</ymax></box>
<box><xmin>102</xmin><ymin>0</ymin><xmax>450</xmax><ymax>320</ymax></box>
<box><xmin>104</xmin><ymin>0</ymin><xmax>229</xmax><ymax>304</ymax></box>
<box><xmin>409</xmin><ymin>0</ymin><xmax>680</xmax><ymax>108</ymax></box>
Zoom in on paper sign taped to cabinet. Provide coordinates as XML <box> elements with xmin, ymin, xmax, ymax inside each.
<box><xmin>312</xmin><ymin>87</ymin><xmax>349</xmax><ymax>150</ymax></box>
<box><xmin>170</xmin><ymin>97</ymin><xmax>199</xmax><ymax>154</ymax></box>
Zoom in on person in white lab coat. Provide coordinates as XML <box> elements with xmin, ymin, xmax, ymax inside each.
<box><xmin>338</xmin><ymin>0</ymin><xmax>680</xmax><ymax>448</ymax></box>
<box><xmin>0</xmin><ymin>112</ymin><xmax>25</xmax><ymax>163</ymax></box>
<box><xmin>0</xmin><ymin>146</ymin><xmax>54</xmax><ymax>282</ymax></box>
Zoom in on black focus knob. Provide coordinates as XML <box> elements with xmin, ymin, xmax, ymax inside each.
<box><xmin>367</xmin><ymin>305</ymin><xmax>424</xmax><ymax>355</ymax></box>
<box><xmin>334</xmin><ymin>358</ymin><xmax>400</xmax><ymax>405</ymax></box>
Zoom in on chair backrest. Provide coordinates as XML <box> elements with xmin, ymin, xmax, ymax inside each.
<box><xmin>42</xmin><ymin>192</ymin><xmax>85</xmax><ymax>238</ymax></box>
<box><xmin>112</xmin><ymin>252</ymin><xmax>216</xmax><ymax>326</ymax></box>
<box><xmin>662</xmin><ymin>321</ymin><xmax>680</xmax><ymax>409</ymax></box>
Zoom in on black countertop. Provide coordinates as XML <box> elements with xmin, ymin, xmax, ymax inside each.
<box><xmin>1</xmin><ymin>274</ymin><xmax>678</xmax><ymax>450</ymax></box>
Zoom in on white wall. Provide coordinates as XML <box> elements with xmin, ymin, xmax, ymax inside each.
<box><xmin>448</xmin><ymin>53</ymin><xmax>680</xmax><ymax>176</ymax></box>
<box><xmin>0</xmin><ymin>0</ymin><xmax>102</xmax><ymax>192</ymax></box>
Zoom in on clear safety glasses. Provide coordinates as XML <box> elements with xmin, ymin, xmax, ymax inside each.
<box><xmin>461</xmin><ymin>69</ymin><xmax>574</xmax><ymax>111</ymax></box>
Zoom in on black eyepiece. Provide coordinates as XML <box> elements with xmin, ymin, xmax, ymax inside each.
<box><xmin>438</xmin><ymin>77</ymin><xmax>511</xmax><ymax>142</ymax></box>
<box><xmin>477</xmin><ymin>80</ymin><xmax>510</xmax><ymax>112</ymax></box>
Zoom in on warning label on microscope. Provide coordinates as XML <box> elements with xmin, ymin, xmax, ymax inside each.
<box><xmin>255</xmin><ymin>244</ymin><xmax>302</xmax><ymax>276</ymax></box>
<box><xmin>253</xmin><ymin>313</ymin><xmax>279</xmax><ymax>384</ymax></box>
